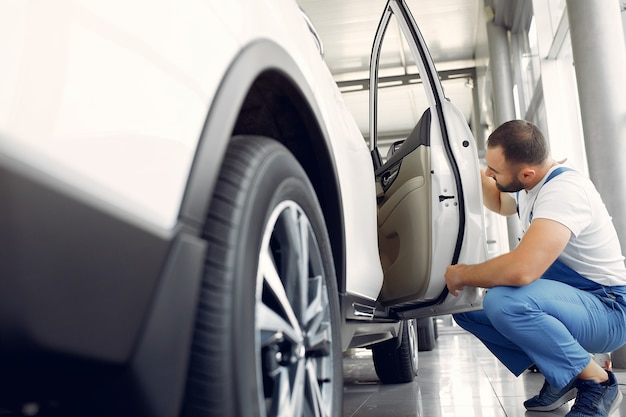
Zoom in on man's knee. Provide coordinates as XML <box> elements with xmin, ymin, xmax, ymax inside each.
<box><xmin>483</xmin><ymin>287</ymin><xmax>529</xmax><ymax>321</ymax></box>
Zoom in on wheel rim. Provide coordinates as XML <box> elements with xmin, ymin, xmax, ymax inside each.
<box><xmin>256</xmin><ymin>201</ymin><xmax>334</xmax><ymax>417</ymax></box>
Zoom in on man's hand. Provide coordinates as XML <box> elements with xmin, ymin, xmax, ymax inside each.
<box><xmin>445</xmin><ymin>264</ymin><xmax>468</xmax><ymax>297</ymax></box>
<box><xmin>444</xmin><ymin>219</ymin><xmax>571</xmax><ymax>296</ymax></box>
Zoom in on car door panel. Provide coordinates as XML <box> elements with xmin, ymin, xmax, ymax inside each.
<box><xmin>371</xmin><ymin>0</ymin><xmax>486</xmax><ymax>317</ymax></box>
<box><xmin>377</xmin><ymin>110</ymin><xmax>432</xmax><ymax>305</ymax></box>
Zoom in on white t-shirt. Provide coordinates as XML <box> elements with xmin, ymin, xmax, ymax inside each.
<box><xmin>516</xmin><ymin>166</ymin><xmax>626</xmax><ymax>287</ymax></box>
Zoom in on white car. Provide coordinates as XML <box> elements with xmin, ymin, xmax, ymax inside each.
<box><xmin>0</xmin><ymin>0</ymin><xmax>486</xmax><ymax>416</ymax></box>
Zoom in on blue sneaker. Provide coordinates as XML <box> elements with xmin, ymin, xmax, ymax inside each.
<box><xmin>524</xmin><ymin>377</ymin><xmax>577</xmax><ymax>411</ymax></box>
<box><xmin>566</xmin><ymin>371</ymin><xmax>622</xmax><ymax>417</ymax></box>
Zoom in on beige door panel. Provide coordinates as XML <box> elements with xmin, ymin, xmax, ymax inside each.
<box><xmin>377</xmin><ymin>146</ymin><xmax>432</xmax><ymax>305</ymax></box>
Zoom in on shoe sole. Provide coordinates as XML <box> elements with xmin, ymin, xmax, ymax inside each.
<box><xmin>525</xmin><ymin>388</ymin><xmax>577</xmax><ymax>412</ymax></box>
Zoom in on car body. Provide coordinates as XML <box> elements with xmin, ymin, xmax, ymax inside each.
<box><xmin>0</xmin><ymin>0</ymin><xmax>486</xmax><ymax>416</ymax></box>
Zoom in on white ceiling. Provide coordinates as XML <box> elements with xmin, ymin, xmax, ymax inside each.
<box><xmin>297</xmin><ymin>0</ymin><xmax>490</xmax><ymax>140</ymax></box>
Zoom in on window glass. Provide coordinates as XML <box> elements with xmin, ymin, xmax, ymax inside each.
<box><xmin>518</xmin><ymin>18</ymin><xmax>540</xmax><ymax>116</ymax></box>
<box><xmin>520</xmin><ymin>0</ymin><xmax>587</xmax><ymax>173</ymax></box>
<box><xmin>375</xmin><ymin>14</ymin><xmax>430</xmax><ymax>160</ymax></box>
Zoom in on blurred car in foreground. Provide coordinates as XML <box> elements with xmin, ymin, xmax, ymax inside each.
<box><xmin>0</xmin><ymin>0</ymin><xmax>486</xmax><ymax>415</ymax></box>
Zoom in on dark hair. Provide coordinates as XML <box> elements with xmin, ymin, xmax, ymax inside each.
<box><xmin>487</xmin><ymin>120</ymin><xmax>550</xmax><ymax>165</ymax></box>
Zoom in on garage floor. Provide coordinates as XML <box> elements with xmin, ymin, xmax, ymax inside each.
<box><xmin>342</xmin><ymin>318</ymin><xmax>626</xmax><ymax>417</ymax></box>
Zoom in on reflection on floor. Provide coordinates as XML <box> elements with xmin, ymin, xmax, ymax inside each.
<box><xmin>343</xmin><ymin>318</ymin><xmax>626</xmax><ymax>417</ymax></box>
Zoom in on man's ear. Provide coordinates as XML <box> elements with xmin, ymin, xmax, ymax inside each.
<box><xmin>519</xmin><ymin>167</ymin><xmax>536</xmax><ymax>183</ymax></box>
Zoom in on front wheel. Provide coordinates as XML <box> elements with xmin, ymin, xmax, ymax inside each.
<box><xmin>182</xmin><ymin>136</ymin><xmax>343</xmax><ymax>417</ymax></box>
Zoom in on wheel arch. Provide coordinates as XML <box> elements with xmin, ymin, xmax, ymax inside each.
<box><xmin>180</xmin><ymin>39</ymin><xmax>347</xmax><ymax>292</ymax></box>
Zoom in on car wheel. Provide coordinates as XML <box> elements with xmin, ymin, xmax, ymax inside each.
<box><xmin>371</xmin><ymin>319</ymin><xmax>418</xmax><ymax>384</ymax></box>
<box><xmin>417</xmin><ymin>317</ymin><xmax>437</xmax><ymax>352</ymax></box>
<box><xmin>182</xmin><ymin>136</ymin><xmax>343</xmax><ymax>417</ymax></box>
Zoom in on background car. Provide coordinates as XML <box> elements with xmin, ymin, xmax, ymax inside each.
<box><xmin>0</xmin><ymin>0</ymin><xmax>486</xmax><ymax>416</ymax></box>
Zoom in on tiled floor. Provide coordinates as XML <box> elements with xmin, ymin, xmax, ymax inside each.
<box><xmin>343</xmin><ymin>318</ymin><xmax>626</xmax><ymax>417</ymax></box>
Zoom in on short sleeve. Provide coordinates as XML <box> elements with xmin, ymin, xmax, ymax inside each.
<box><xmin>531</xmin><ymin>176</ymin><xmax>591</xmax><ymax>237</ymax></box>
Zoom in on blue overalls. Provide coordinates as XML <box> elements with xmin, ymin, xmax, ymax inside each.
<box><xmin>454</xmin><ymin>168</ymin><xmax>626</xmax><ymax>389</ymax></box>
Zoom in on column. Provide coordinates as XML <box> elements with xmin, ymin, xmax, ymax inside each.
<box><xmin>486</xmin><ymin>21</ymin><xmax>523</xmax><ymax>250</ymax></box>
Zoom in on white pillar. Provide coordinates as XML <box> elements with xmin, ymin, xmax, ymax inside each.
<box><xmin>486</xmin><ymin>21</ymin><xmax>523</xmax><ymax>250</ymax></box>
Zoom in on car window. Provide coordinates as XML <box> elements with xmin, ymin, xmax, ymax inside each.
<box><xmin>375</xmin><ymin>13</ymin><xmax>431</xmax><ymax>163</ymax></box>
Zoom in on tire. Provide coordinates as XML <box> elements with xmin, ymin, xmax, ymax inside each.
<box><xmin>417</xmin><ymin>317</ymin><xmax>437</xmax><ymax>352</ymax></box>
<box><xmin>371</xmin><ymin>319</ymin><xmax>418</xmax><ymax>384</ymax></box>
<box><xmin>182</xmin><ymin>136</ymin><xmax>343</xmax><ymax>417</ymax></box>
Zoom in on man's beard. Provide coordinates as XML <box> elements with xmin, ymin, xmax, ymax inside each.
<box><xmin>495</xmin><ymin>177</ymin><xmax>524</xmax><ymax>193</ymax></box>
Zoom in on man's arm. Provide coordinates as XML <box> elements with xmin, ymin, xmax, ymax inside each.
<box><xmin>445</xmin><ymin>218</ymin><xmax>571</xmax><ymax>295</ymax></box>
<box><xmin>481</xmin><ymin>168</ymin><xmax>517</xmax><ymax>216</ymax></box>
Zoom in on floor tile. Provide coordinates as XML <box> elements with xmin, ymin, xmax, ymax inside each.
<box><xmin>343</xmin><ymin>318</ymin><xmax>626</xmax><ymax>417</ymax></box>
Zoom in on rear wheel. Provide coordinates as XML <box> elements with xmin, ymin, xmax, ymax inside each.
<box><xmin>371</xmin><ymin>319</ymin><xmax>418</xmax><ymax>384</ymax></box>
<box><xmin>182</xmin><ymin>136</ymin><xmax>342</xmax><ymax>417</ymax></box>
<box><xmin>417</xmin><ymin>317</ymin><xmax>437</xmax><ymax>352</ymax></box>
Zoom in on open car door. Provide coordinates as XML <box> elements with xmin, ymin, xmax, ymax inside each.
<box><xmin>371</xmin><ymin>0</ymin><xmax>486</xmax><ymax>319</ymax></box>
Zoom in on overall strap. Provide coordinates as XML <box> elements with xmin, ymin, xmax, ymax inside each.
<box><xmin>544</xmin><ymin>166</ymin><xmax>575</xmax><ymax>184</ymax></box>
<box><xmin>516</xmin><ymin>167</ymin><xmax>574</xmax><ymax>220</ymax></box>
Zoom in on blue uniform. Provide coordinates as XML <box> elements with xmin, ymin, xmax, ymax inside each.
<box><xmin>455</xmin><ymin>167</ymin><xmax>626</xmax><ymax>389</ymax></box>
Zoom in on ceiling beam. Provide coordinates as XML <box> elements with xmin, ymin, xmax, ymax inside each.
<box><xmin>336</xmin><ymin>67</ymin><xmax>477</xmax><ymax>93</ymax></box>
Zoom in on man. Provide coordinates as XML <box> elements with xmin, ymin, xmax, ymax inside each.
<box><xmin>445</xmin><ymin>120</ymin><xmax>626</xmax><ymax>417</ymax></box>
